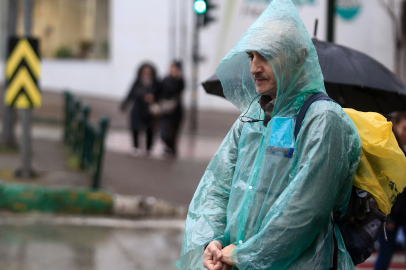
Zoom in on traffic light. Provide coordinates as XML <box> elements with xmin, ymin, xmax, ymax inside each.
<box><xmin>194</xmin><ymin>0</ymin><xmax>206</xmax><ymax>14</ymax></box>
<box><xmin>203</xmin><ymin>0</ymin><xmax>216</xmax><ymax>26</ymax></box>
<box><xmin>194</xmin><ymin>0</ymin><xmax>216</xmax><ymax>27</ymax></box>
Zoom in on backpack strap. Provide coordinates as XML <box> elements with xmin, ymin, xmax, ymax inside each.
<box><xmin>294</xmin><ymin>93</ymin><xmax>337</xmax><ymax>140</ymax></box>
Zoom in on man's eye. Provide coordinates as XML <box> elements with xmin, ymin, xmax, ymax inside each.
<box><xmin>247</xmin><ymin>54</ymin><xmax>253</xmax><ymax>60</ymax></box>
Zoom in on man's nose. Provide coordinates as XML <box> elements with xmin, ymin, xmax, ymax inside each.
<box><xmin>250</xmin><ymin>59</ymin><xmax>262</xmax><ymax>75</ymax></box>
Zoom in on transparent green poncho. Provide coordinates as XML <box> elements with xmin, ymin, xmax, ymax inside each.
<box><xmin>178</xmin><ymin>0</ymin><xmax>362</xmax><ymax>269</ymax></box>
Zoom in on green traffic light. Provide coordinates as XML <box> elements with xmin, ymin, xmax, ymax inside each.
<box><xmin>194</xmin><ymin>0</ymin><xmax>207</xmax><ymax>14</ymax></box>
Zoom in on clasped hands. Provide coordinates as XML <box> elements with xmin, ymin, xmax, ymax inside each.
<box><xmin>203</xmin><ymin>241</ymin><xmax>237</xmax><ymax>270</ymax></box>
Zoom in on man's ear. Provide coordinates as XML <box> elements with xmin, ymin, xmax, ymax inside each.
<box><xmin>296</xmin><ymin>47</ymin><xmax>308</xmax><ymax>67</ymax></box>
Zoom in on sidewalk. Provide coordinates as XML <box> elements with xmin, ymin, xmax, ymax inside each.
<box><xmin>0</xmin><ymin>90</ymin><xmax>240</xmax><ymax>207</ymax></box>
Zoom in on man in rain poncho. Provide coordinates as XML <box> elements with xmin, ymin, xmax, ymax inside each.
<box><xmin>178</xmin><ymin>0</ymin><xmax>361</xmax><ymax>269</ymax></box>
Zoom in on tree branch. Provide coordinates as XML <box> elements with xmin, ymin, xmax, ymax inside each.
<box><xmin>378</xmin><ymin>0</ymin><xmax>401</xmax><ymax>40</ymax></box>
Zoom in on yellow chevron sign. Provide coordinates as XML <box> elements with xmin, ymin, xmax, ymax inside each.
<box><xmin>5</xmin><ymin>38</ymin><xmax>41</xmax><ymax>109</ymax></box>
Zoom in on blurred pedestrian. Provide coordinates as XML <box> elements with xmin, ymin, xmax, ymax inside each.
<box><xmin>120</xmin><ymin>63</ymin><xmax>161</xmax><ymax>156</ymax></box>
<box><xmin>160</xmin><ymin>61</ymin><xmax>185</xmax><ymax>158</ymax></box>
<box><xmin>375</xmin><ymin>112</ymin><xmax>406</xmax><ymax>270</ymax></box>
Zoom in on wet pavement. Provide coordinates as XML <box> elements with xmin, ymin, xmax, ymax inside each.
<box><xmin>0</xmin><ymin>215</ymin><xmax>185</xmax><ymax>270</ymax></box>
<box><xmin>0</xmin><ymin>213</ymin><xmax>405</xmax><ymax>270</ymax></box>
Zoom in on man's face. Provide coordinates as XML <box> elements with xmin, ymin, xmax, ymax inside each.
<box><xmin>248</xmin><ymin>51</ymin><xmax>277</xmax><ymax>97</ymax></box>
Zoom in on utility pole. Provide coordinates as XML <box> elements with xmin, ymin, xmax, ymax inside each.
<box><xmin>2</xmin><ymin>0</ymin><xmax>18</xmax><ymax>149</ymax></box>
<box><xmin>17</xmin><ymin>0</ymin><xmax>35</xmax><ymax>178</ymax></box>
<box><xmin>190</xmin><ymin>13</ymin><xmax>201</xmax><ymax>132</ymax></box>
<box><xmin>190</xmin><ymin>0</ymin><xmax>216</xmax><ymax>132</ymax></box>
<box><xmin>327</xmin><ymin>0</ymin><xmax>336</xmax><ymax>42</ymax></box>
<box><xmin>169</xmin><ymin>0</ymin><xmax>178</xmax><ymax>60</ymax></box>
<box><xmin>180</xmin><ymin>0</ymin><xmax>188</xmax><ymax>63</ymax></box>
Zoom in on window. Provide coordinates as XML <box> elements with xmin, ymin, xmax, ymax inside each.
<box><xmin>15</xmin><ymin>0</ymin><xmax>110</xmax><ymax>59</ymax></box>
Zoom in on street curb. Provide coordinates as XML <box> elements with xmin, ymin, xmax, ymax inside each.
<box><xmin>0</xmin><ymin>183</ymin><xmax>187</xmax><ymax>217</ymax></box>
<box><xmin>112</xmin><ymin>194</ymin><xmax>187</xmax><ymax>217</ymax></box>
<box><xmin>0</xmin><ymin>215</ymin><xmax>186</xmax><ymax>230</ymax></box>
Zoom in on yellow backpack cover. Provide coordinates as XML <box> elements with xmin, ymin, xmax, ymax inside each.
<box><xmin>344</xmin><ymin>108</ymin><xmax>406</xmax><ymax>215</ymax></box>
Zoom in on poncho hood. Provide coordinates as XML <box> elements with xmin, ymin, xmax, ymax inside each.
<box><xmin>217</xmin><ymin>0</ymin><xmax>326</xmax><ymax>118</ymax></box>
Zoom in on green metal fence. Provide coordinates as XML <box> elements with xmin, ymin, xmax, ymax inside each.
<box><xmin>63</xmin><ymin>91</ymin><xmax>109</xmax><ymax>189</ymax></box>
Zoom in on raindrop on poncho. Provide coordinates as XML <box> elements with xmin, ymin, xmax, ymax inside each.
<box><xmin>178</xmin><ymin>0</ymin><xmax>362</xmax><ymax>269</ymax></box>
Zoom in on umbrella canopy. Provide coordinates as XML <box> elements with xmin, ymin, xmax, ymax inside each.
<box><xmin>201</xmin><ymin>74</ymin><xmax>225</xmax><ymax>98</ymax></box>
<box><xmin>313</xmin><ymin>39</ymin><xmax>406</xmax><ymax>114</ymax></box>
<box><xmin>202</xmin><ymin>39</ymin><xmax>406</xmax><ymax>114</ymax></box>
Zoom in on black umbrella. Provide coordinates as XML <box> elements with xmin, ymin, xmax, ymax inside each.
<box><xmin>202</xmin><ymin>39</ymin><xmax>406</xmax><ymax>114</ymax></box>
<box><xmin>202</xmin><ymin>74</ymin><xmax>225</xmax><ymax>98</ymax></box>
<box><xmin>313</xmin><ymin>39</ymin><xmax>406</xmax><ymax>114</ymax></box>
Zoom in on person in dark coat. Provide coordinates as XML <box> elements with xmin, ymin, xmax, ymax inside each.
<box><xmin>375</xmin><ymin>112</ymin><xmax>406</xmax><ymax>270</ymax></box>
<box><xmin>120</xmin><ymin>63</ymin><xmax>161</xmax><ymax>156</ymax></box>
<box><xmin>160</xmin><ymin>61</ymin><xmax>184</xmax><ymax>157</ymax></box>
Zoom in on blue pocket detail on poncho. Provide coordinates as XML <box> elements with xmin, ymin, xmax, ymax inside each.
<box><xmin>267</xmin><ymin>117</ymin><xmax>295</xmax><ymax>158</ymax></box>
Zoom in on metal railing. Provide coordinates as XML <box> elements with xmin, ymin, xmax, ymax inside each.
<box><xmin>63</xmin><ymin>91</ymin><xmax>109</xmax><ymax>189</ymax></box>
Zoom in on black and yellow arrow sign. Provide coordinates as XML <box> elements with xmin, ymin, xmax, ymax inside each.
<box><xmin>5</xmin><ymin>37</ymin><xmax>41</xmax><ymax>109</ymax></box>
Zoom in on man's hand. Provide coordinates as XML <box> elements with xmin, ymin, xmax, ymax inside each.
<box><xmin>220</xmin><ymin>244</ymin><xmax>237</xmax><ymax>267</ymax></box>
<box><xmin>203</xmin><ymin>241</ymin><xmax>224</xmax><ymax>270</ymax></box>
<box><xmin>221</xmin><ymin>263</ymin><xmax>232</xmax><ymax>270</ymax></box>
